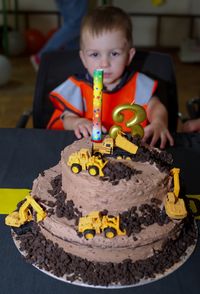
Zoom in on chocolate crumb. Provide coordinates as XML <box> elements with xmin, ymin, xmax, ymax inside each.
<box><xmin>102</xmin><ymin>162</ymin><xmax>141</xmax><ymax>185</ymax></box>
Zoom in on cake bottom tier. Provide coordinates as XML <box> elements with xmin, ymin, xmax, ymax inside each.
<box><xmin>14</xmin><ymin>218</ymin><xmax>197</xmax><ymax>287</ymax></box>
<box><xmin>31</xmin><ymin>163</ymin><xmax>184</xmax><ymax>263</ymax></box>
<box><xmin>39</xmin><ymin>216</ymin><xmax>183</xmax><ymax>263</ymax></box>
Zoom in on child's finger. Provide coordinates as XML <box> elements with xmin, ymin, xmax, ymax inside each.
<box><xmin>79</xmin><ymin>125</ymin><xmax>90</xmax><ymax>138</ymax></box>
<box><xmin>102</xmin><ymin>126</ymin><xmax>107</xmax><ymax>133</ymax></box>
<box><xmin>159</xmin><ymin>134</ymin><xmax>167</xmax><ymax>149</ymax></box>
<box><xmin>88</xmin><ymin>124</ymin><xmax>93</xmax><ymax>135</ymax></box>
<box><xmin>142</xmin><ymin>125</ymin><xmax>153</xmax><ymax>143</ymax></box>
<box><xmin>166</xmin><ymin>132</ymin><xmax>174</xmax><ymax>146</ymax></box>
<box><xmin>149</xmin><ymin>132</ymin><xmax>159</xmax><ymax>147</ymax></box>
<box><xmin>74</xmin><ymin>128</ymin><xmax>82</xmax><ymax>139</ymax></box>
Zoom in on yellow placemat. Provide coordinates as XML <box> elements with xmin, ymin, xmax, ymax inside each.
<box><xmin>0</xmin><ymin>188</ymin><xmax>31</xmax><ymax>214</ymax></box>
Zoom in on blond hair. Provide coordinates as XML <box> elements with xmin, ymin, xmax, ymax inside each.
<box><xmin>80</xmin><ymin>6</ymin><xmax>133</xmax><ymax>48</ymax></box>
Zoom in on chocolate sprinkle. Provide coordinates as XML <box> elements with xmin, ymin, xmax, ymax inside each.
<box><xmin>120</xmin><ymin>202</ymin><xmax>170</xmax><ymax>237</ymax></box>
<box><xmin>102</xmin><ymin>161</ymin><xmax>142</xmax><ymax>185</ymax></box>
<box><xmin>55</xmin><ymin>192</ymin><xmax>82</xmax><ymax>220</ymax></box>
<box><xmin>48</xmin><ymin>174</ymin><xmax>62</xmax><ymax>197</ymax></box>
<box><xmin>47</xmin><ymin>175</ymin><xmax>82</xmax><ymax>221</ymax></box>
<box><xmin>112</xmin><ymin>134</ymin><xmax>173</xmax><ymax>172</ymax></box>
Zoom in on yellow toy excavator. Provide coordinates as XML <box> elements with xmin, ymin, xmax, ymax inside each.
<box><xmin>165</xmin><ymin>168</ymin><xmax>187</xmax><ymax>219</ymax></box>
<box><xmin>5</xmin><ymin>194</ymin><xmax>46</xmax><ymax>230</ymax></box>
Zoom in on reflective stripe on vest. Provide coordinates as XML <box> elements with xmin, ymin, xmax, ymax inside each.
<box><xmin>135</xmin><ymin>73</ymin><xmax>155</xmax><ymax>105</ymax></box>
<box><xmin>52</xmin><ymin>78</ymin><xmax>85</xmax><ymax>113</ymax></box>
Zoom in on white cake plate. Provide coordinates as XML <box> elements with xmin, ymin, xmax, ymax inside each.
<box><xmin>12</xmin><ymin>223</ymin><xmax>198</xmax><ymax>289</ymax></box>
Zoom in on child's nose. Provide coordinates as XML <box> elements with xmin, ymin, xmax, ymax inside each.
<box><xmin>100</xmin><ymin>57</ymin><xmax>109</xmax><ymax>68</ymax></box>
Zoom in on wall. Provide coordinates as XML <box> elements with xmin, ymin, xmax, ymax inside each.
<box><xmin>0</xmin><ymin>0</ymin><xmax>58</xmax><ymax>36</ymax></box>
<box><xmin>0</xmin><ymin>0</ymin><xmax>97</xmax><ymax>36</ymax></box>
<box><xmin>0</xmin><ymin>0</ymin><xmax>200</xmax><ymax>48</ymax></box>
<box><xmin>113</xmin><ymin>0</ymin><xmax>200</xmax><ymax>47</ymax></box>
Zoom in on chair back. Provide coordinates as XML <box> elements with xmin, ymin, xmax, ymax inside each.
<box><xmin>33</xmin><ymin>50</ymin><xmax>178</xmax><ymax>131</ymax></box>
<box><xmin>33</xmin><ymin>50</ymin><xmax>85</xmax><ymax>128</ymax></box>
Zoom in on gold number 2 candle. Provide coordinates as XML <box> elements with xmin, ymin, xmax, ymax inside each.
<box><xmin>92</xmin><ymin>69</ymin><xmax>103</xmax><ymax>142</ymax></box>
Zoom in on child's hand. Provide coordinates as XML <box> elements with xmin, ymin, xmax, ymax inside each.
<box><xmin>74</xmin><ymin>118</ymin><xmax>93</xmax><ymax>139</ymax></box>
<box><xmin>73</xmin><ymin>118</ymin><xmax>107</xmax><ymax>139</ymax></box>
<box><xmin>182</xmin><ymin>118</ymin><xmax>200</xmax><ymax>133</ymax></box>
<box><xmin>142</xmin><ymin>120</ymin><xmax>174</xmax><ymax>149</ymax></box>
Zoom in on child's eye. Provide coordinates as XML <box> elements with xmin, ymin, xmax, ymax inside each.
<box><xmin>111</xmin><ymin>51</ymin><xmax>120</xmax><ymax>57</ymax></box>
<box><xmin>90</xmin><ymin>52</ymin><xmax>99</xmax><ymax>58</ymax></box>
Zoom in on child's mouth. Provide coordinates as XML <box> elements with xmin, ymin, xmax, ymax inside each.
<box><xmin>103</xmin><ymin>73</ymin><xmax>111</xmax><ymax>78</ymax></box>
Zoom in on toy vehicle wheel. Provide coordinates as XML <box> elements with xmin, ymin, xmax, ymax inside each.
<box><xmin>12</xmin><ymin>221</ymin><xmax>34</xmax><ymax>235</ymax></box>
<box><xmin>71</xmin><ymin>163</ymin><xmax>82</xmax><ymax>174</ymax></box>
<box><xmin>116</xmin><ymin>155</ymin><xmax>123</xmax><ymax>160</ymax></box>
<box><xmin>94</xmin><ymin>152</ymin><xmax>103</xmax><ymax>159</ymax></box>
<box><xmin>125</xmin><ymin>156</ymin><xmax>131</xmax><ymax>160</ymax></box>
<box><xmin>104</xmin><ymin>227</ymin><xmax>117</xmax><ymax>239</ymax></box>
<box><xmin>88</xmin><ymin>165</ymin><xmax>99</xmax><ymax>176</ymax></box>
<box><xmin>83</xmin><ymin>229</ymin><xmax>96</xmax><ymax>240</ymax></box>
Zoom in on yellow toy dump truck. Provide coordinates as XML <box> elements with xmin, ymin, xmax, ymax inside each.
<box><xmin>92</xmin><ymin>132</ymin><xmax>138</xmax><ymax>158</ymax></box>
<box><xmin>67</xmin><ymin>148</ymin><xmax>108</xmax><ymax>177</ymax></box>
<box><xmin>165</xmin><ymin>168</ymin><xmax>187</xmax><ymax>219</ymax></box>
<box><xmin>78</xmin><ymin>211</ymin><xmax>126</xmax><ymax>240</ymax></box>
<box><xmin>5</xmin><ymin>194</ymin><xmax>46</xmax><ymax>234</ymax></box>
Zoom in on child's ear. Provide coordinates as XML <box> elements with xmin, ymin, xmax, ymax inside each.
<box><xmin>79</xmin><ymin>50</ymin><xmax>87</xmax><ymax>69</ymax></box>
<box><xmin>127</xmin><ymin>47</ymin><xmax>136</xmax><ymax>66</ymax></box>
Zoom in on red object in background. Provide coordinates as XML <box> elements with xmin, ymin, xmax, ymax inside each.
<box><xmin>46</xmin><ymin>28</ymin><xmax>58</xmax><ymax>41</ymax></box>
<box><xmin>24</xmin><ymin>29</ymin><xmax>46</xmax><ymax>54</ymax></box>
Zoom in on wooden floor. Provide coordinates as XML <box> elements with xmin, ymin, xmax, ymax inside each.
<box><xmin>0</xmin><ymin>51</ymin><xmax>200</xmax><ymax>130</ymax></box>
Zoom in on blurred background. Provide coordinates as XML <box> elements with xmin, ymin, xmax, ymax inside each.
<box><xmin>0</xmin><ymin>0</ymin><xmax>200</xmax><ymax>129</ymax></box>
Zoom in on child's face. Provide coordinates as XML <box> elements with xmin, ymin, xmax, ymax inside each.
<box><xmin>80</xmin><ymin>30</ymin><xmax>135</xmax><ymax>90</ymax></box>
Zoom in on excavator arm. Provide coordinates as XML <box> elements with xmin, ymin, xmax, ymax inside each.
<box><xmin>5</xmin><ymin>195</ymin><xmax>46</xmax><ymax>227</ymax></box>
<box><xmin>171</xmin><ymin>168</ymin><xmax>180</xmax><ymax>197</ymax></box>
<box><xmin>165</xmin><ymin>168</ymin><xmax>187</xmax><ymax>219</ymax></box>
<box><xmin>27</xmin><ymin>195</ymin><xmax>47</xmax><ymax>222</ymax></box>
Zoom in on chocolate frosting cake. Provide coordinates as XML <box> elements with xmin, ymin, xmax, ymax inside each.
<box><xmin>12</xmin><ymin>136</ymin><xmax>197</xmax><ymax>287</ymax></box>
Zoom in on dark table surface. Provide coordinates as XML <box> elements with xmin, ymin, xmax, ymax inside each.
<box><xmin>0</xmin><ymin>128</ymin><xmax>200</xmax><ymax>294</ymax></box>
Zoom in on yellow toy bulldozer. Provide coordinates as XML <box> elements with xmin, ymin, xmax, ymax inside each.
<box><xmin>78</xmin><ymin>211</ymin><xmax>126</xmax><ymax>240</ymax></box>
<box><xmin>165</xmin><ymin>168</ymin><xmax>187</xmax><ymax>219</ymax></box>
<box><xmin>5</xmin><ymin>194</ymin><xmax>46</xmax><ymax>234</ymax></box>
<box><xmin>67</xmin><ymin>148</ymin><xmax>108</xmax><ymax>177</ymax></box>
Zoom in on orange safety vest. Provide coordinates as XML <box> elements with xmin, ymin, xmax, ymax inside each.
<box><xmin>47</xmin><ymin>72</ymin><xmax>157</xmax><ymax>132</ymax></box>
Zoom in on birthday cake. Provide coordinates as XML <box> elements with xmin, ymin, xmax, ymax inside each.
<box><xmin>5</xmin><ymin>68</ymin><xmax>197</xmax><ymax>287</ymax></box>
<box><xmin>7</xmin><ymin>133</ymin><xmax>197</xmax><ymax>287</ymax></box>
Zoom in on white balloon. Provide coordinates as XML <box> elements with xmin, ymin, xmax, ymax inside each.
<box><xmin>0</xmin><ymin>55</ymin><xmax>12</xmax><ymax>86</ymax></box>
